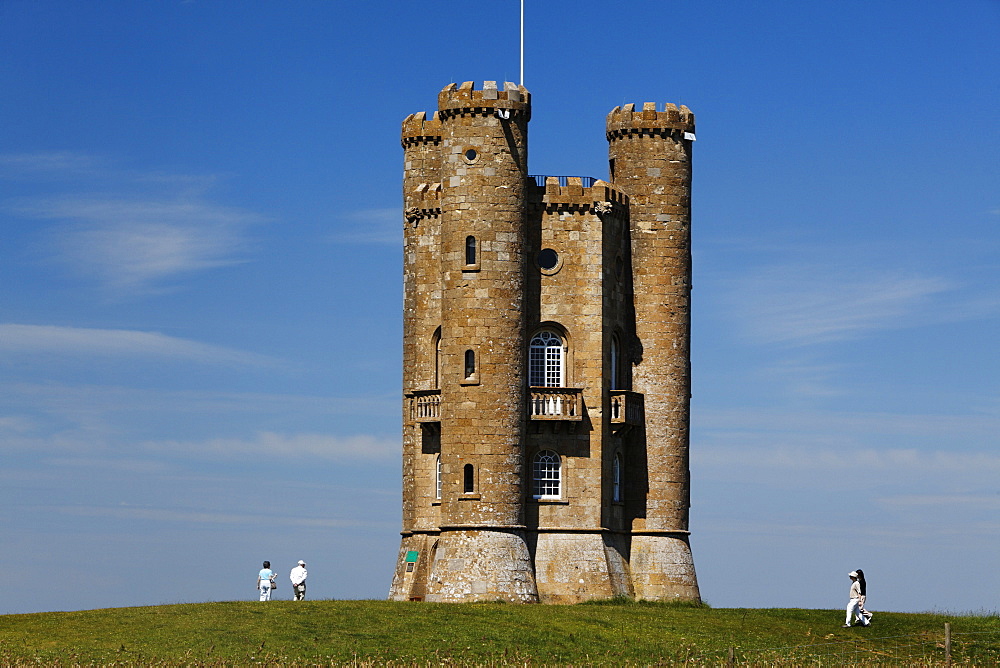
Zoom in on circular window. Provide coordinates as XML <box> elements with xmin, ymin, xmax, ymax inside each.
<box><xmin>537</xmin><ymin>248</ymin><xmax>559</xmax><ymax>270</ymax></box>
<box><xmin>463</xmin><ymin>148</ymin><xmax>478</xmax><ymax>163</ymax></box>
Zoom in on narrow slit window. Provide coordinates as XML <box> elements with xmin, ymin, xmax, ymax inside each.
<box><xmin>464</xmin><ymin>349</ymin><xmax>475</xmax><ymax>379</ymax></box>
<box><xmin>613</xmin><ymin>453</ymin><xmax>622</xmax><ymax>502</ymax></box>
<box><xmin>463</xmin><ymin>464</ymin><xmax>474</xmax><ymax>493</ymax></box>
<box><xmin>465</xmin><ymin>235</ymin><xmax>476</xmax><ymax>266</ymax></box>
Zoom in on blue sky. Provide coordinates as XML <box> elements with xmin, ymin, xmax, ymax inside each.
<box><xmin>1</xmin><ymin>1</ymin><xmax>997</xmax><ymax>615</ymax></box>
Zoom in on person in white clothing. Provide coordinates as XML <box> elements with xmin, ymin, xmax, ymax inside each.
<box><xmin>290</xmin><ymin>560</ymin><xmax>308</xmax><ymax>601</ymax></box>
<box><xmin>844</xmin><ymin>570</ymin><xmax>871</xmax><ymax>627</ymax></box>
<box><xmin>257</xmin><ymin>560</ymin><xmax>276</xmax><ymax>601</ymax></box>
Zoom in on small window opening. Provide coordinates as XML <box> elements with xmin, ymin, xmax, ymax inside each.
<box><xmin>537</xmin><ymin>248</ymin><xmax>559</xmax><ymax>270</ymax></box>
<box><xmin>435</xmin><ymin>455</ymin><xmax>442</xmax><ymax>499</ymax></box>
<box><xmin>463</xmin><ymin>464</ymin><xmax>474</xmax><ymax>493</ymax></box>
<box><xmin>465</xmin><ymin>235</ymin><xmax>476</xmax><ymax>266</ymax></box>
<box><xmin>464</xmin><ymin>349</ymin><xmax>475</xmax><ymax>379</ymax></box>
<box><xmin>613</xmin><ymin>453</ymin><xmax>623</xmax><ymax>502</ymax></box>
<box><xmin>465</xmin><ymin>148</ymin><xmax>478</xmax><ymax>162</ymax></box>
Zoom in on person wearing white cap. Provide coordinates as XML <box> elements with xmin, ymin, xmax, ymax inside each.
<box><xmin>844</xmin><ymin>571</ymin><xmax>871</xmax><ymax>627</ymax></box>
<box><xmin>290</xmin><ymin>560</ymin><xmax>308</xmax><ymax>600</ymax></box>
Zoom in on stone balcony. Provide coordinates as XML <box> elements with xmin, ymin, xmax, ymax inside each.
<box><xmin>408</xmin><ymin>390</ymin><xmax>441</xmax><ymax>423</ymax></box>
<box><xmin>609</xmin><ymin>390</ymin><xmax>644</xmax><ymax>433</ymax></box>
<box><xmin>406</xmin><ymin>387</ymin><xmax>585</xmax><ymax>426</ymax></box>
<box><xmin>528</xmin><ymin>387</ymin><xmax>583</xmax><ymax>421</ymax></box>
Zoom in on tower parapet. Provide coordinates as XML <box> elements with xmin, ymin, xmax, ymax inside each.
<box><xmin>528</xmin><ymin>177</ymin><xmax>628</xmax><ymax>215</ymax></box>
<box><xmin>438</xmin><ymin>81</ymin><xmax>531</xmax><ymax>121</ymax></box>
<box><xmin>606</xmin><ymin>102</ymin><xmax>695</xmax><ymax>138</ymax></box>
<box><xmin>402</xmin><ymin>111</ymin><xmax>443</xmax><ymax>147</ymax></box>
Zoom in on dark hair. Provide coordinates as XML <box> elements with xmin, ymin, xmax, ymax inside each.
<box><xmin>855</xmin><ymin>569</ymin><xmax>867</xmax><ymax>596</ymax></box>
<box><xmin>263</xmin><ymin>561</ymin><xmax>270</xmax><ymax>569</ymax></box>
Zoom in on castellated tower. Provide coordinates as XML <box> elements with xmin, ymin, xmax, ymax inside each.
<box><xmin>390</xmin><ymin>82</ymin><xmax>700</xmax><ymax>603</ymax></box>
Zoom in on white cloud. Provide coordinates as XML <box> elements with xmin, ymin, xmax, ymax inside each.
<box><xmin>729</xmin><ymin>264</ymin><xmax>953</xmax><ymax>345</ymax></box>
<box><xmin>54</xmin><ymin>505</ymin><xmax>383</xmax><ymax>528</ymax></box>
<box><xmin>145</xmin><ymin>431</ymin><xmax>398</xmax><ymax>461</ymax></box>
<box><xmin>878</xmin><ymin>494</ymin><xmax>1000</xmax><ymax>511</ymax></box>
<box><xmin>22</xmin><ymin>198</ymin><xmax>260</xmax><ymax>294</ymax></box>
<box><xmin>330</xmin><ymin>207</ymin><xmax>402</xmax><ymax>244</ymax></box>
<box><xmin>2</xmin><ymin>152</ymin><xmax>265</xmax><ymax>295</ymax></box>
<box><xmin>0</xmin><ymin>324</ymin><xmax>274</xmax><ymax>366</ymax></box>
<box><xmin>0</xmin><ymin>151</ymin><xmax>103</xmax><ymax>177</ymax></box>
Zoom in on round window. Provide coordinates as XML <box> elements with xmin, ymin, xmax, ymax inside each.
<box><xmin>537</xmin><ymin>248</ymin><xmax>559</xmax><ymax>270</ymax></box>
<box><xmin>464</xmin><ymin>148</ymin><xmax>478</xmax><ymax>162</ymax></box>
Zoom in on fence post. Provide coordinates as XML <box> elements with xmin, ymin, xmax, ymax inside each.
<box><xmin>945</xmin><ymin>622</ymin><xmax>952</xmax><ymax>666</ymax></box>
<box><xmin>727</xmin><ymin>646</ymin><xmax>735</xmax><ymax>667</ymax></box>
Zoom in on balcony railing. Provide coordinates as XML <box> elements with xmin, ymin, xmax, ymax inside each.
<box><xmin>529</xmin><ymin>387</ymin><xmax>583</xmax><ymax>421</ymax></box>
<box><xmin>610</xmin><ymin>390</ymin><xmax>644</xmax><ymax>426</ymax></box>
<box><xmin>408</xmin><ymin>389</ymin><xmax>441</xmax><ymax>423</ymax></box>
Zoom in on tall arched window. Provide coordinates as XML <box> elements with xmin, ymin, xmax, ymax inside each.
<box><xmin>610</xmin><ymin>335</ymin><xmax>621</xmax><ymax>391</ymax></box>
<box><xmin>465</xmin><ymin>235</ymin><xmax>477</xmax><ymax>266</ymax></box>
<box><xmin>612</xmin><ymin>453</ymin><xmax>622</xmax><ymax>502</ymax></box>
<box><xmin>435</xmin><ymin>455</ymin><xmax>442</xmax><ymax>500</ymax></box>
<box><xmin>433</xmin><ymin>327</ymin><xmax>442</xmax><ymax>388</ymax></box>
<box><xmin>533</xmin><ymin>450</ymin><xmax>561</xmax><ymax>499</ymax></box>
<box><xmin>463</xmin><ymin>464</ymin><xmax>474</xmax><ymax>493</ymax></box>
<box><xmin>529</xmin><ymin>330</ymin><xmax>564</xmax><ymax>387</ymax></box>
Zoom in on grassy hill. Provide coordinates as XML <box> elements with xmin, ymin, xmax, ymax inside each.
<box><xmin>1</xmin><ymin>599</ymin><xmax>997</xmax><ymax>666</ymax></box>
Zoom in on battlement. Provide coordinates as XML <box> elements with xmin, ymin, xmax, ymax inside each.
<box><xmin>438</xmin><ymin>81</ymin><xmax>531</xmax><ymax>120</ymax></box>
<box><xmin>402</xmin><ymin>111</ymin><xmax>443</xmax><ymax>147</ymax></box>
<box><xmin>405</xmin><ymin>182</ymin><xmax>442</xmax><ymax>223</ymax></box>
<box><xmin>528</xmin><ymin>177</ymin><xmax>629</xmax><ymax>215</ymax></box>
<box><xmin>606</xmin><ymin>102</ymin><xmax>695</xmax><ymax>139</ymax></box>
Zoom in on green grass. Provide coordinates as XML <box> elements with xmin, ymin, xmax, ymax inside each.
<box><xmin>0</xmin><ymin>599</ymin><xmax>997</xmax><ymax>666</ymax></box>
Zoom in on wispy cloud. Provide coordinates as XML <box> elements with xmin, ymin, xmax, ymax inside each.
<box><xmin>0</xmin><ymin>324</ymin><xmax>274</xmax><ymax>366</ymax></box>
<box><xmin>20</xmin><ymin>198</ymin><xmax>260</xmax><ymax>294</ymax></box>
<box><xmin>330</xmin><ymin>207</ymin><xmax>402</xmax><ymax>244</ymax></box>
<box><xmin>729</xmin><ymin>263</ymin><xmax>953</xmax><ymax>345</ymax></box>
<box><xmin>879</xmin><ymin>494</ymin><xmax>1000</xmax><ymax>511</ymax></box>
<box><xmin>2</xmin><ymin>151</ymin><xmax>265</xmax><ymax>295</ymax></box>
<box><xmin>54</xmin><ymin>504</ymin><xmax>386</xmax><ymax>528</ymax></box>
<box><xmin>144</xmin><ymin>431</ymin><xmax>398</xmax><ymax>461</ymax></box>
<box><xmin>0</xmin><ymin>151</ymin><xmax>104</xmax><ymax>177</ymax></box>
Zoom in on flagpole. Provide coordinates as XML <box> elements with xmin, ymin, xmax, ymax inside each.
<box><xmin>520</xmin><ymin>0</ymin><xmax>524</xmax><ymax>86</ymax></box>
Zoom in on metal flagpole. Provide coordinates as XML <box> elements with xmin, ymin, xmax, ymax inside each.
<box><xmin>520</xmin><ymin>0</ymin><xmax>524</xmax><ymax>86</ymax></box>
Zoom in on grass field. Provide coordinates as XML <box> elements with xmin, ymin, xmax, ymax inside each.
<box><xmin>1</xmin><ymin>599</ymin><xmax>997</xmax><ymax>666</ymax></box>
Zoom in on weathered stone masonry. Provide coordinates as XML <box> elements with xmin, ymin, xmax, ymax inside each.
<box><xmin>390</xmin><ymin>82</ymin><xmax>700</xmax><ymax>603</ymax></box>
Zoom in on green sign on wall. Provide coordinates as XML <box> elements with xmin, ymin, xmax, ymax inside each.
<box><xmin>405</xmin><ymin>550</ymin><xmax>419</xmax><ymax>563</ymax></box>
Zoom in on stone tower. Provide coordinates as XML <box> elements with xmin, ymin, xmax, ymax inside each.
<box><xmin>390</xmin><ymin>82</ymin><xmax>700</xmax><ymax>603</ymax></box>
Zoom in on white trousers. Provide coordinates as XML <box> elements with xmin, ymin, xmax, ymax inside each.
<box><xmin>846</xmin><ymin>598</ymin><xmax>869</xmax><ymax>625</ymax></box>
<box><xmin>259</xmin><ymin>582</ymin><xmax>272</xmax><ymax>601</ymax></box>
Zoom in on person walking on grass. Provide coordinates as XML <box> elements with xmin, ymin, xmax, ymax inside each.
<box><xmin>855</xmin><ymin>568</ymin><xmax>874</xmax><ymax>624</ymax></box>
<box><xmin>257</xmin><ymin>560</ymin><xmax>276</xmax><ymax>601</ymax></box>
<box><xmin>290</xmin><ymin>560</ymin><xmax>308</xmax><ymax>601</ymax></box>
<box><xmin>844</xmin><ymin>570</ymin><xmax>871</xmax><ymax>627</ymax></box>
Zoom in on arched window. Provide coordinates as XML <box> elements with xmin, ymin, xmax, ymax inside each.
<box><xmin>463</xmin><ymin>464</ymin><xmax>474</xmax><ymax>493</ymax></box>
<box><xmin>465</xmin><ymin>235</ymin><xmax>477</xmax><ymax>266</ymax></box>
<box><xmin>612</xmin><ymin>453</ymin><xmax>622</xmax><ymax>502</ymax></box>
<box><xmin>433</xmin><ymin>327</ymin><xmax>442</xmax><ymax>388</ymax></box>
<box><xmin>533</xmin><ymin>450</ymin><xmax>561</xmax><ymax>499</ymax></box>
<box><xmin>435</xmin><ymin>455</ymin><xmax>442</xmax><ymax>500</ymax></box>
<box><xmin>610</xmin><ymin>335</ymin><xmax>621</xmax><ymax>391</ymax></box>
<box><xmin>529</xmin><ymin>330</ymin><xmax>564</xmax><ymax>387</ymax></box>
<box><xmin>464</xmin><ymin>349</ymin><xmax>475</xmax><ymax>379</ymax></box>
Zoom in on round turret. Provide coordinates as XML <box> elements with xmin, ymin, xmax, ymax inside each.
<box><xmin>437</xmin><ymin>81</ymin><xmax>531</xmax><ymax>121</ymax></box>
<box><xmin>606</xmin><ymin>102</ymin><xmax>694</xmax><ymax>139</ymax></box>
